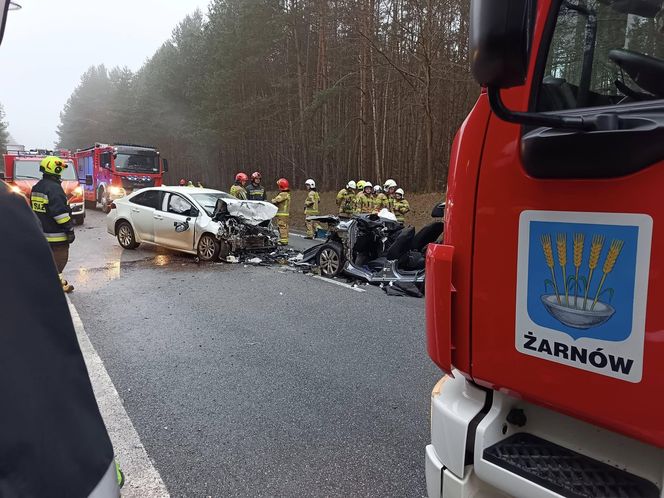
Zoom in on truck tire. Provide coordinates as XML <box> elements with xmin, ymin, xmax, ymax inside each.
<box><xmin>316</xmin><ymin>242</ymin><xmax>343</xmax><ymax>278</ymax></box>
<box><xmin>197</xmin><ymin>233</ymin><xmax>220</xmax><ymax>261</ymax></box>
<box><xmin>73</xmin><ymin>215</ymin><xmax>85</xmax><ymax>226</ymax></box>
<box><xmin>116</xmin><ymin>221</ymin><xmax>139</xmax><ymax>249</ymax></box>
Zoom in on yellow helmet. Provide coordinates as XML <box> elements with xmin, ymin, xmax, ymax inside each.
<box><xmin>357</xmin><ymin>180</ymin><xmax>366</xmax><ymax>190</ymax></box>
<box><xmin>40</xmin><ymin>156</ymin><xmax>68</xmax><ymax>176</ymax></box>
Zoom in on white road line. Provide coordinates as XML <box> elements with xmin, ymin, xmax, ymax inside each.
<box><xmin>312</xmin><ymin>275</ymin><xmax>366</xmax><ymax>292</ymax></box>
<box><xmin>68</xmin><ymin>298</ymin><xmax>170</xmax><ymax>498</ymax></box>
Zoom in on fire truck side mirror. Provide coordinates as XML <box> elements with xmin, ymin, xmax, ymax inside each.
<box><xmin>162</xmin><ymin>159</ymin><xmax>169</xmax><ymax>173</ymax></box>
<box><xmin>470</xmin><ymin>0</ymin><xmax>531</xmax><ymax>89</ymax></box>
<box><xmin>85</xmin><ymin>175</ymin><xmax>93</xmax><ymax>186</ymax></box>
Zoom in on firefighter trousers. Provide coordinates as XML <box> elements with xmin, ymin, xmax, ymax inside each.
<box><xmin>276</xmin><ymin>216</ymin><xmax>289</xmax><ymax>244</ymax></box>
<box><xmin>50</xmin><ymin>243</ymin><xmax>69</xmax><ymax>274</ymax></box>
<box><xmin>305</xmin><ymin>218</ymin><xmax>321</xmax><ymax>238</ymax></box>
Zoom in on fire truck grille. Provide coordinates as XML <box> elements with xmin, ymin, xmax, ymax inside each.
<box><xmin>121</xmin><ymin>177</ymin><xmax>155</xmax><ymax>191</ymax></box>
<box><xmin>484</xmin><ymin>433</ymin><xmax>659</xmax><ymax>498</ymax></box>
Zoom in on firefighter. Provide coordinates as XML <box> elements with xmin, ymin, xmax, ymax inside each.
<box><xmin>383</xmin><ymin>179</ymin><xmax>397</xmax><ymax>212</ymax></box>
<box><xmin>272</xmin><ymin>178</ymin><xmax>291</xmax><ymax>245</ymax></box>
<box><xmin>186</xmin><ymin>181</ymin><xmax>195</xmax><ymax>188</ymax></box>
<box><xmin>336</xmin><ymin>180</ymin><xmax>356</xmax><ymax>217</ymax></box>
<box><xmin>196</xmin><ymin>181</ymin><xmax>204</xmax><ymax>188</ymax></box>
<box><xmin>374</xmin><ymin>185</ymin><xmax>389</xmax><ymax>212</ymax></box>
<box><xmin>246</xmin><ymin>171</ymin><xmax>266</xmax><ymax>201</ymax></box>
<box><xmin>304</xmin><ymin>179</ymin><xmax>321</xmax><ymax>239</ymax></box>
<box><xmin>230</xmin><ymin>172</ymin><xmax>248</xmax><ymax>199</ymax></box>
<box><xmin>31</xmin><ymin>156</ymin><xmax>76</xmax><ymax>293</ymax></box>
<box><xmin>393</xmin><ymin>188</ymin><xmax>410</xmax><ymax>224</ymax></box>
<box><xmin>357</xmin><ymin>181</ymin><xmax>374</xmax><ymax>214</ymax></box>
<box><xmin>179</xmin><ymin>178</ymin><xmax>187</xmax><ymax>186</ymax></box>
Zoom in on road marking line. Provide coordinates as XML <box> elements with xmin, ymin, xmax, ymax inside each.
<box><xmin>312</xmin><ymin>275</ymin><xmax>366</xmax><ymax>292</ymax></box>
<box><xmin>68</xmin><ymin>298</ymin><xmax>170</xmax><ymax>498</ymax></box>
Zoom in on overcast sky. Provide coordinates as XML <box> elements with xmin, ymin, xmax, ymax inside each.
<box><xmin>0</xmin><ymin>0</ymin><xmax>210</xmax><ymax>148</ymax></box>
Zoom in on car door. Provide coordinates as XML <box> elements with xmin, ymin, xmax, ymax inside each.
<box><xmin>154</xmin><ymin>192</ymin><xmax>198</xmax><ymax>251</ymax></box>
<box><xmin>128</xmin><ymin>190</ymin><xmax>163</xmax><ymax>242</ymax></box>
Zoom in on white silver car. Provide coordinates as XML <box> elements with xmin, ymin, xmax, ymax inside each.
<box><xmin>107</xmin><ymin>186</ymin><xmax>278</xmax><ymax>261</ymax></box>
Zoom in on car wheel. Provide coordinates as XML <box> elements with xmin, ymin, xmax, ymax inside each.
<box><xmin>316</xmin><ymin>242</ymin><xmax>343</xmax><ymax>277</ymax></box>
<box><xmin>197</xmin><ymin>233</ymin><xmax>220</xmax><ymax>261</ymax></box>
<box><xmin>117</xmin><ymin>221</ymin><xmax>139</xmax><ymax>249</ymax></box>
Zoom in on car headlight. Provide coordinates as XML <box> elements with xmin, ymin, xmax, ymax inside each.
<box><xmin>109</xmin><ymin>186</ymin><xmax>125</xmax><ymax>196</ymax></box>
<box><xmin>10</xmin><ymin>185</ymin><xmax>21</xmax><ymax>194</ymax></box>
<box><xmin>73</xmin><ymin>186</ymin><xmax>83</xmax><ymax>195</ymax></box>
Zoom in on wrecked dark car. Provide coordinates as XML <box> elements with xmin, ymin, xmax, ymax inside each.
<box><xmin>299</xmin><ymin>205</ymin><xmax>444</xmax><ymax>284</ymax></box>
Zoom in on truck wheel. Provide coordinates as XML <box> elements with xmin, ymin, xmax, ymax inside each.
<box><xmin>316</xmin><ymin>242</ymin><xmax>343</xmax><ymax>277</ymax></box>
<box><xmin>117</xmin><ymin>221</ymin><xmax>139</xmax><ymax>249</ymax></box>
<box><xmin>197</xmin><ymin>234</ymin><xmax>220</xmax><ymax>261</ymax></box>
<box><xmin>101</xmin><ymin>191</ymin><xmax>111</xmax><ymax>214</ymax></box>
<box><xmin>73</xmin><ymin>215</ymin><xmax>85</xmax><ymax>226</ymax></box>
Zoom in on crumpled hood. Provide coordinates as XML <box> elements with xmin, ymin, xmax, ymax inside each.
<box><xmin>224</xmin><ymin>199</ymin><xmax>277</xmax><ymax>225</ymax></box>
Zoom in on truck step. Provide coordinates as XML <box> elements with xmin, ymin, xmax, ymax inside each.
<box><xmin>483</xmin><ymin>433</ymin><xmax>659</xmax><ymax>498</ymax></box>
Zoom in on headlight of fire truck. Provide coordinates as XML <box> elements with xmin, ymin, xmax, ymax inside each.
<box><xmin>73</xmin><ymin>186</ymin><xmax>83</xmax><ymax>196</ymax></box>
<box><xmin>109</xmin><ymin>186</ymin><xmax>126</xmax><ymax>198</ymax></box>
<box><xmin>10</xmin><ymin>185</ymin><xmax>21</xmax><ymax>194</ymax></box>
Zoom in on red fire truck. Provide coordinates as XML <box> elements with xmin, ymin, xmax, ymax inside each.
<box><xmin>1</xmin><ymin>149</ymin><xmax>86</xmax><ymax>225</ymax></box>
<box><xmin>425</xmin><ymin>0</ymin><xmax>663</xmax><ymax>496</ymax></box>
<box><xmin>74</xmin><ymin>143</ymin><xmax>168</xmax><ymax>213</ymax></box>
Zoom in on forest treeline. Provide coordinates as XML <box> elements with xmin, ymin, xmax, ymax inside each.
<box><xmin>57</xmin><ymin>0</ymin><xmax>478</xmax><ymax>192</ymax></box>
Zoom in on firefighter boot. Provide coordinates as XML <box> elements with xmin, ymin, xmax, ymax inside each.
<box><xmin>60</xmin><ymin>274</ymin><xmax>74</xmax><ymax>293</ymax></box>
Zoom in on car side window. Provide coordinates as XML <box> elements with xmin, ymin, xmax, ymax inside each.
<box><xmin>167</xmin><ymin>194</ymin><xmax>195</xmax><ymax>216</ymax></box>
<box><xmin>130</xmin><ymin>190</ymin><xmax>162</xmax><ymax>209</ymax></box>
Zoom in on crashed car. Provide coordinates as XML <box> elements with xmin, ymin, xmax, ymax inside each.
<box><xmin>300</xmin><ymin>203</ymin><xmax>444</xmax><ymax>284</ymax></box>
<box><xmin>107</xmin><ymin>186</ymin><xmax>278</xmax><ymax>260</ymax></box>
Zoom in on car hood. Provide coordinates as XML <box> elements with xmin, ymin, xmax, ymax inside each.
<box><xmin>223</xmin><ymin>199</ymin><xmax>277</xmax><ymax>225</ymax></box>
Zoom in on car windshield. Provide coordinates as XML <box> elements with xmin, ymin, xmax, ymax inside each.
<box><xmin>14</xmin><ymin>159</ymin><xmax>76</xmax><ymax>181</ymax></box>
<box><xmin>191</xmin><ymin>192</ymin><xmax>234</xmax><ymax>215</ymax></box>
<box><xmin>114</xmin><ymin>152</ymin><xmax>159</xmax><ymax>174</ymax></box>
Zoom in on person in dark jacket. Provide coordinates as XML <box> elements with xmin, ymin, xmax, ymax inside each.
<box><xmin>30</xmin><ymin>156</ymin><xmax>76</xmax><ymax>292</ymax></box>
<box><xmin>246</xmin><ymin>171</ymin><xmax>266</xmax><ymax>201</ymax></box>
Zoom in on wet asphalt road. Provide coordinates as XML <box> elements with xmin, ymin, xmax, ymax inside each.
<box><xmin>67</xmin><ymin>210</ymin><xmax>439</xmax><ymax>497</ymax></box>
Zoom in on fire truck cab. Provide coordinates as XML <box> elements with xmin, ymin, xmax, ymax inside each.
<box><xmin>425</xmin><ymin>0</ymin><xmax>664</xmax><ymax>497</ymax></box>
<box><xmin>74</xmin><ymin>143</ymin><xmax>168</xmax><ymax>213</ymax></box>
<box><xmin>1</xmin><ymin>149</ymin><xmax>86</xmax><ymax>225</ymax></box>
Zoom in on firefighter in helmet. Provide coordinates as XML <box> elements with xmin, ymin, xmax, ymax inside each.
<box><xmin>393</xmin><ymin>188</ymin><xmax>410</xmax><ymax>224</ymax></box>
<box><xmin>336</xmin><ymin>180</ymin><xmax>356</xmax><ymax>218</ymax></box>
<box><xmin>304</xmin><ymin>179</ymin><xmax>321</xmax><ymax>238</ymax></box>
<box><xmin>272</xmin><ymin>178</ymin><xmax>291</xmax><ymax>245</ymax></box>
<box><xmin>383</xmin><ymin>179</ymin><xmax>398</xmax><ymax>212</ymax></box>
<box><xmin>374</xmin><ymin>184</ymin><xmax>388</xmax><ymax>212</ymax></box>
<box><xmin>230</xmin><ymin>172</ymin><xmax>248</xmax><ymax>200</ymax></box>
<box><xmin>31</xmin><ymin>156</ymin><xmax>76</xmax><ymax>293</ymax></box>
<box><xmin>358</xmin><ymin>181</ymin><xmax>374</xmax><ymax>214</ymax></box>
<box><xmin>246</xmin><ymin>171</ymin><xmax>266</xmax><ymax>201</ymax></box>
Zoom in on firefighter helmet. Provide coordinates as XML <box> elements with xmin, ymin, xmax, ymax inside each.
<box><xmin>346</xmin><ymin>180</ymin><xmax>357</xmax><ymax>190</ymax></box>
<box><xmin>235</xmin><ymin>172</ymin><xmax>248</xmax><ymax>183</ymax></box>
<box><xmin>357</xmin><ymin>180</ymin><xmax>366</xmax><ymax>190</ymax></box>
<box><xmin>384</xmin><ymin>179</ymin><xmax>397</xmax><ymax>189</ymax></box>
<box><xmin>277</xmin><ymin>178</ymin><xmax>290</xmax><ymax>191</ymax></box>
<box><xmin>251</xmin><ymin>172</ymin><xmax>261</xmax><ymax>180</ymax></box>
<box><xmin>395</xmin><ymin>188</ymin><xmax>404</xmax><ymax>196</ymax></box>
<box><xmin>363</xmin><ymin>181</ymin><xmax>373</xmax><ymax>190</ymax></box>
<box><xmin>305</xmin><ymin>179</ymin><xmax>316</xmax><ymax>189</ymax></box>
<box><xmin>179</xmin><ymin>178</ymin><xmax>186</xmax><ymax>186</ymax></box>
<box><xmin>373</xmin><ymin>185</ymin><xmax>382</xmax><ymax>193</ymax></box>
<box><xmin>39</xmin><ymin>156</ymin><xmax>67</xmax><ymax>176</ymax></box>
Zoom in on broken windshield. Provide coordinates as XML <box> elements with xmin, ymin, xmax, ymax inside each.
<box><xmin>191</xmin><ymin>192</ymin><xmax>234</xmax><ymax>215</ymax></box>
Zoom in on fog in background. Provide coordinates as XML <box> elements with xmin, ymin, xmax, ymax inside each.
<box><xmin>0</xmin><ymin>0</ymin><xmax>209</xmax><ymax>148</ymax></box>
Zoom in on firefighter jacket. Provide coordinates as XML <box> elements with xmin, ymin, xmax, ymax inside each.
<box><xmin>356</xmin><ymin>192</ymin><xmax>374</xmax><ymax>214</ymax></box>
<box><xmin>230</xmin><ymin>184</ymin><xmax>248</xmax><ymax>200</ymax></box>
<box><xmin>272</xmin><ymin>190</ymin><xmax>291</xmax><ymax>217</ymax></box>
<box><xmin>304</xmin><ymin>190</ymin><xmax>320</xmax><ymax>215</ymax></box>
<box><xmin>246</xmin><ymin>182</ymin><xmax>266</xmax><ymax>201</ymax></box>
<box><xmin>374</xmin><ymin>192</ymin><xmax>389</xmax><ymax>212</ymax></box>
<box><xmin>393</xmin><ymin>199</ymin><xmax>410</xmax><ymax>223</ymax></box>
<box><xmin>336</xmin><ymin>188</ymin><xmax>355</xmax><ymax>216</ymax></box>
<box><xmin>31</xmin><ymin>174</ymin><xmax>74</xmax><ymax>244</ymax></box>
<box><xmin>1</xmin><ymin>184</ymin><xmax>116</xmax><ymax>496</ymax></box>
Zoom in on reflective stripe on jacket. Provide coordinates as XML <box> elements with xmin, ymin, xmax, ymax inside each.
<box><xmin>393</xmin><ymin>199</ymin><xmax>410</xmax><ymax>223</ymax></box>
<box><xmin>356</xmin><ymin>192</ymin><xmax>373</xmax><ymax>214</ymax></box>
<box><xmin>336</xmin><ymin>189</ymin><xmax>355</xmax><ymax>215</ymax></box>
<box><xmin>304</xmin><ymin>190</ymin><xmax>320</xmax><ymax>215</ymax></box>
<box><xmin>230</xmin><ymin>184</ymin><xmax>247</xmax><ymax>200</ymax></box>
<box><xmin>31</xmin><ymin>175</ymin><xmax>73</xmax><ymax>244</ymax></box>
<box><xmin>272</xmin><ymin>191</ymin><xmax>290</xmax><ymax>216</ymax></box>
<box><xmin>246</xmin><ymin>183</ymin><xmax>266</xmax><ymax>201</ymax></box>
<box><xmin>374</xmin><ymin>193</ymin><xmax>389</xmax><ymax>211</ymax></box>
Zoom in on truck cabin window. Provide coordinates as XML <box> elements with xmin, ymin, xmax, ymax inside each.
<box><xmin>538</xmin><ymin>0</ymin><xmax>664</xmax><ymax>111</ymax></box>
<box><xmin>15</xmin><ymin>159</ymin><xmax>77</xmax><ymax>181</ymax></box>
<box><xmin>114</xmin><ymin>152</ymin><xmax>159</xmax><ymax>174</ymax></box>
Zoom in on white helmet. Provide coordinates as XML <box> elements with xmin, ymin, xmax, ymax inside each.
<box><xmin>384</xmin><ymin>179</ymin><xmax>397</xmax><ymax>189</ymax></box>
<box><xmin>347</xmin><ymin>180</ymin><xmax>357</xmax><ymax>189</ymax></box>
<box><xmin>305</xmin><ymin>179</ymin><xmax>316</xmax><ymax>189</ymax></box>
<box><xmin>395</xmin><ymin>188</ymin><xmax>404</xmax><ymax>196</ymax></box>
<box><xmin>363</xmin><ymin>181</ymin><xmax>373</xmax><ymax>189</ymax></box>
<box><xmin>373</xmin><ymin>185</ymin><xmax>382</xmax><ymax>193</ymax></box>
